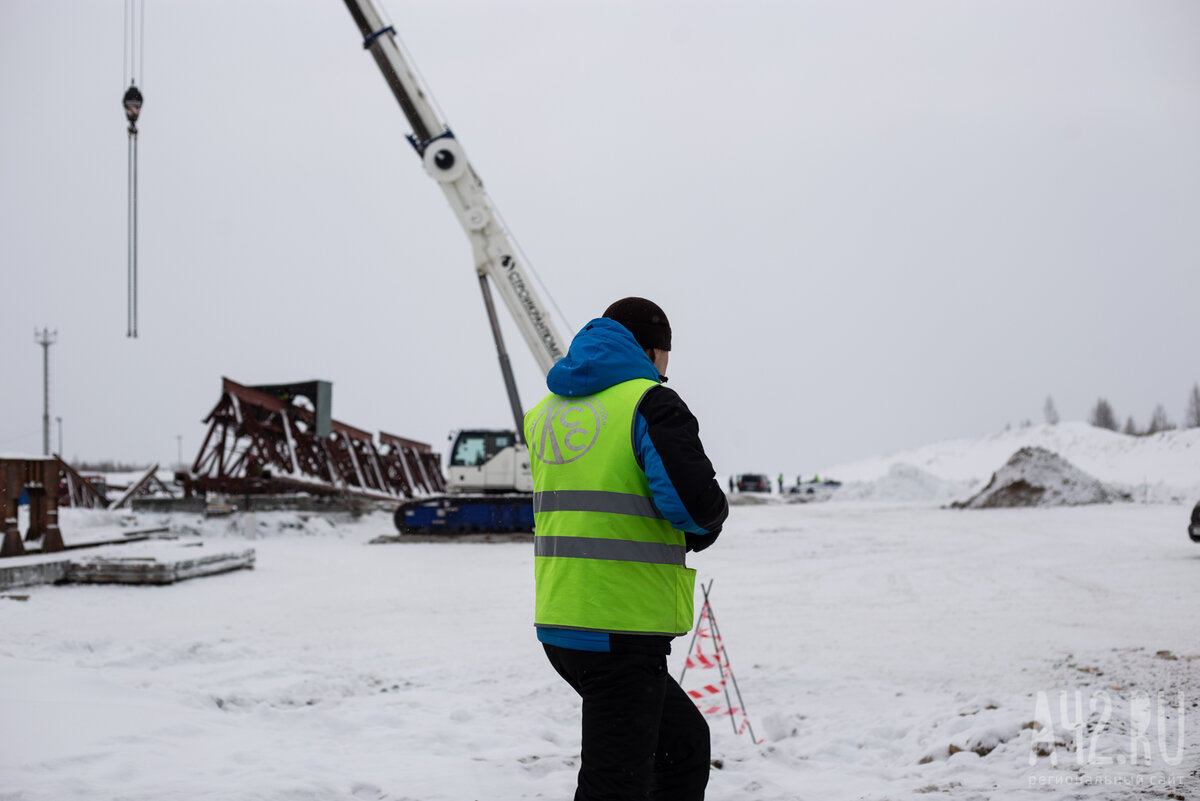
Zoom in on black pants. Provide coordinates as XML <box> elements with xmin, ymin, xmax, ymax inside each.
<box><xmin>544</xmin><ymin>644</ymin><xmax>710</xmax><ymax>801</ymax></box>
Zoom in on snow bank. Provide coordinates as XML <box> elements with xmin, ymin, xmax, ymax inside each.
<box><xmin>951</xmin><ymin>446</ymin><xmax>1130</xmax><ymax>509</ymax></box>
<box><xmin>728</xmin><ymin>492</ymin><xmax>777</xmax><ymax>506</ymax></box>
<box><xmin>823</xmin><ymin>422</ymin><xmax>1200</xmax><ymax>503</ymax></box>
<box><xmin>836</xmin><ymin>462</ymin><xmax>972</xmax><ymax>503</ymax></box>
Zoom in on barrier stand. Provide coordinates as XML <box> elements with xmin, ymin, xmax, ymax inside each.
<box><xmin>679</xmin><ymin>579</ymin><xmax>762</xmax><ymax>744</ymax></box>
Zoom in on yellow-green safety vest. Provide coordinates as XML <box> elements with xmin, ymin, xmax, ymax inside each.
<box><xmin>525</xmin><ymin>377</ymin><xmax>696</xmax><ymax>636</ymax></box>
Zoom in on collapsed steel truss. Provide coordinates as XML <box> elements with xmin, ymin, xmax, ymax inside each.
<box><xmin>185</xmin><ymin>378</ymin><xmax>445</xmax><ymax>501</ymax></box>
<box><xmin>58</xmin><ymin>457</ymin><xmax>110</xmax><ymax>509</ymax></box>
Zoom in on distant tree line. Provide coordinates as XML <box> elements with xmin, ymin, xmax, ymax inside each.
<box><xmin>73</xmin><ymin>459</ymin><xmax>149</xmax><ymax>472</ymax></box>
<box><xmin>1065</xmin><ymin>383</ymin><xmax>1200</xmax><ymax>435</ymax></box>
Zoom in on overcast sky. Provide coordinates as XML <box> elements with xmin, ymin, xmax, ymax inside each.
<box><xmin>2</xmin><ymin>0</ymin><xmax>1197</xmax><ymax>479</ymax></box>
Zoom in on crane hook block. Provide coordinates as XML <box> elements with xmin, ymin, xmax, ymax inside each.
<box><xmin>422</xmin><ymin>138</ymin><xmax>468</xmax><ymax>183</ymax></box>
<box><xmin>123</xmin><ymin>84</ymin><xmax>144</xmax><ymax>132</ymax></box>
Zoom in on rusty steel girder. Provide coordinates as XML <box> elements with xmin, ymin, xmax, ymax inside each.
<box><xmin>57</xmin><ymin>456</ymin><xmax>110</xmax><ymax>509</ymax></box>
<box><xmin>186</xmin><ymin>378</ymin><xmax>445</xmax><ymax>501</ymax></box>
<box><xmin>379</xmin><ymin>432</ymin><xmax>443</xmax><ymax>496</ymax></box>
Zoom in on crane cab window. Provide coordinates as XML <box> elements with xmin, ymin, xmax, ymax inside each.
<box><xmin>450</xmin><ymin>432</ymin><xmax>514</xmax><ymax>467</ymax></box>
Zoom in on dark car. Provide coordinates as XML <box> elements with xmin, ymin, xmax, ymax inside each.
<box><xmin>736</xmin><ymin>473</ymin><xmax>771</xmax><ymax>493</ymax></box>
<box><xmin>1190</xmin><ymin>500</ymin><xmax>1200</xmax><ymax>543</ymax></box>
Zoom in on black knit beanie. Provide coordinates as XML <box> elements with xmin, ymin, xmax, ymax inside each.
<box><xmin>603</xmin><ymin>297</ymin><xmax>671</xmax><ymax>352</ymax></box>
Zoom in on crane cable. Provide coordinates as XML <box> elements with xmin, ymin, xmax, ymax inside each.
<box><xmin>122</xmin><ymin>0</ymin><xmax>145</xmax><ymax>338</ymax></box>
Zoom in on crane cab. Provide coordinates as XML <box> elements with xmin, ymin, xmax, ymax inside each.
<box><xmin>446</xmin><ymin>429</ymin><xmax>533</xmax><ymax>494</ymax></box>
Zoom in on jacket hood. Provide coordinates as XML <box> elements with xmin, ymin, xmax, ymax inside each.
<box><xmin>546</xmin><ymin>318</ymin><xmax>661</xmax><ymax>397</ymax></box>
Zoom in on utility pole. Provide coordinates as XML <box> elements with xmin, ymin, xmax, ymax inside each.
<box><xmin>176</xmin><ymin>434</ymin><xmax>182</xmax><ymax>469</ymax></box>
<box><xmin>35</xmin><ymin>328</ymin><xmax>57</xmax><ymax>456</ymax></box>
<box><xmin>123</xmin><ymin>0</ymin><xmax>145</xmax><ymax>338</ymax></box>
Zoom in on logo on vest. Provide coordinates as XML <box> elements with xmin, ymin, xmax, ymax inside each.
<box><xmin>530</xmin><ymin>398</ymin><xmax>607</xmax><ymax>465</ymax></box>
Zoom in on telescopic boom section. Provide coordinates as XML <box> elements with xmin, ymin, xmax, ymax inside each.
<box><xmin>342</xmin><ymin>0</ymin><xmax>566</xmax><ymax>376</ymax></box>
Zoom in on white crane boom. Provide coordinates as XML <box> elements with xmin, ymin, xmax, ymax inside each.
<box><xmin>341</xmin><ymin>0</ymin><xmax>567</xmax><ymax>378</ymax></box>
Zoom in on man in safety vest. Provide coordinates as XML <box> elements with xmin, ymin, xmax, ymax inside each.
<box><xmin>525</xmin><ymin>297</ymin><xmax>729</xmax><ymax>801</ymax></box>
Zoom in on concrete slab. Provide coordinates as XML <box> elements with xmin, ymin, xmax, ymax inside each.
<box><xmin>0</xmin><ymin>540</ymin><xmax>255</xmax><ymax>588</ymax></box>
<box><xmin>0</xmin><ymin>558</ymin><xmax>70</xmax><ymax>591</ymax></box>
<box><xmin>67</xmin><ymin>545</ymin><xmax>256</xmax><ymax>585</ymax></box>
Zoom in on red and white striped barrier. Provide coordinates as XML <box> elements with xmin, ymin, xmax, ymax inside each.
<box><xmin>686</xmin><ymin>683</ymin><xmax>726</xmax><ymax>701</ymax></box>
<box><xmin>678</xmin><ymin>584</ymin><xmax>762</xmax><ymax>743</ymax></box>
<box><xmin>684</xmin><ymin>653</ymin><xmax>721</xmax><ymax>670</ymax></box>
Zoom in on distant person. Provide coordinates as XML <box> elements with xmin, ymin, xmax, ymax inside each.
<box><xmin>526</xmin><ymin>296</ymin><xmax>729</xmax><ymax>801</ymax></box>
<box><xmin>777</xmin><ymin>473</ymin><xmax>783</xmax><ymax>493</ymax></box>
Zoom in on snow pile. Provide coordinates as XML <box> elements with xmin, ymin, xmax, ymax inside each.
<box><xmin>823</xmin><ymin>422</ymin><xmax>1200</xmax><ymax>503</ymax></box>
<box><xmin>727</xmin><ymin>491</ymin><xmax>777</xmax><ymax>506</ymax></box>
<box><xmin>952</xmin><ymin>446</ymin><xmax>1130</xmax><ymax>509</ymax></box>
<box><xmin>59</xmin><ymin>508</ymin><xmax>140</xmax><ymax>530</ymax></box>
<box><xmin>836</xmin><ymin>462</ymin><xmax>971</xmax><ymax>503</ymax></box>
<box><xmin>172</xmin><ymin>509</ymin><xmax>347</xmax><ymax>540</ymax></box>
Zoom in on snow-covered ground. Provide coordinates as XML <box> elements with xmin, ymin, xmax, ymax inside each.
<box><xmin>824</xmin><ymin>422</ymin><xmax>1200</xmax><ymax>505</ymax></box>
<box><xmin>2</xmin><ymin>426</ymin><xmax>1198</xmax><ymax>800</ymax></box>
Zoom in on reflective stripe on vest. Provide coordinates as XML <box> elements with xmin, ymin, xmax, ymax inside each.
<box><xmin>526</xmin><ymin>377</ymin><xmax>696</xmax><ymax>637</ymax></box>
<box><xmin>534</xmin><ymin>535</ymin><xmax>686</xmax><ymax>566</ymax></box>
<box><xmin>532</xmin><ymin>489</ymin><xmax>664</xmax><ymax>519</ymax></box>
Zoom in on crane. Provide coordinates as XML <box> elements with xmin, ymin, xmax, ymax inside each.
<box><xmin>341</xmin><ymin>0</ymin><xmax>567</xmax><ymax>532</ymax></box>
